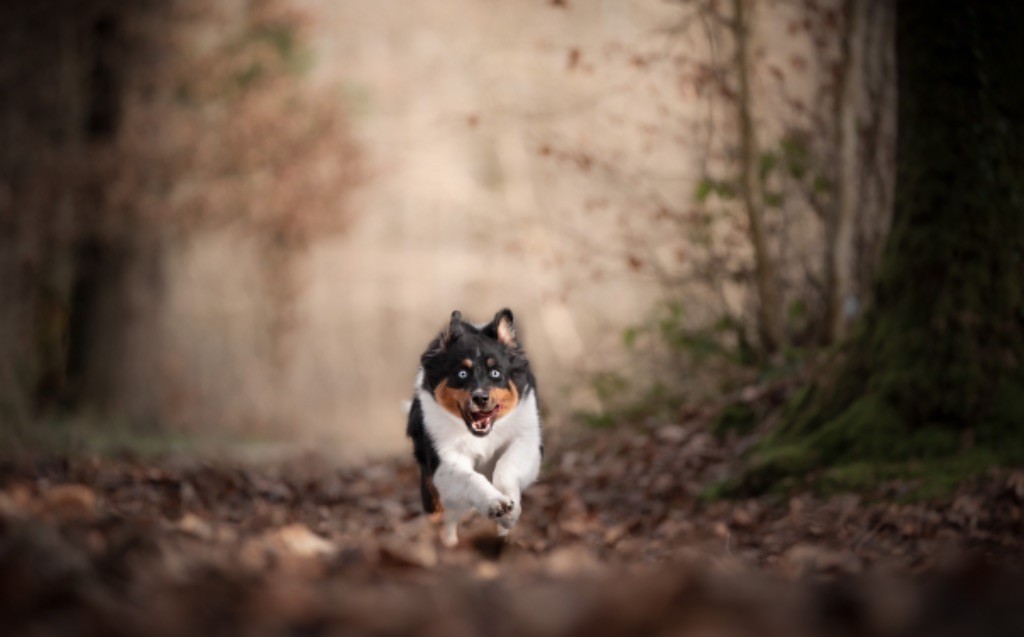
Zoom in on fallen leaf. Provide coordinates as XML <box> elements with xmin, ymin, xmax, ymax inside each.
<box><xmin>40</xmin><ymin>484</ymin><xmax>98</xmax><ymax>521</ymax></box>
<box><xmin>275</xmin><ymin>524</ymin><xmax>336</xmax><ymax>558</ymax></box>
<box><xmin>379</xmin><ymin>537</ymin><xmax>438</xmax><ymax>569</ymax></box>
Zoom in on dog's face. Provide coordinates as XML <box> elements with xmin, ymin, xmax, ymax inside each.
<box><xmin>420</xmin><ymin>309</ymin><xmax>523</xmax><ymax>437</ymax></box>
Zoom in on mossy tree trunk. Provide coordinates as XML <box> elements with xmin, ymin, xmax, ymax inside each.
<box><xmin>747</xmin><ymin>1</ymin><xmax>1024</xmax><ymax>490</ymax></box>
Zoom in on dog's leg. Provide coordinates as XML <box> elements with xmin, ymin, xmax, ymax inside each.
<box><xmin>433</xmin><ymin>457</ymin><xmax>514</xmax><ymax>525</ymax></box>
<box><xmin>491</xmin><ymin>441</ymin><xmax>541</xmax><ymax>534</ymax></box>
<box><xmin>440</xmin><ymin>508</ymin><xmax>462</xmax><ymax>547</ymax></box>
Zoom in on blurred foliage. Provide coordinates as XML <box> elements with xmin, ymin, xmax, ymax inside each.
<box><xmin>711</xmin><ymin>403</ymin><xmax>757</xmax><ymax>438</ymax></box>
<box><xmin>697</xmin><ymin>133</ymin><xmax>832</xmax><ymax>213</ymax></box>
<box><xmin>0</xmin><ymin>0</ymin><xmax>362</xmax><ymax>426</ymax></box>
<box><xmin>579</xmin><ymin>301</ymin><xmax>765</xmax><ymax>428</ymax></box>
<box><xmin>116</xmin><ymin>0</ymin><xmax>362</xmax><ymax>244</ymax></box>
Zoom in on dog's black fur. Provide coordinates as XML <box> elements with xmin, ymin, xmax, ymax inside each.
<box><xmin>406</xmin><ymin>397</ymin><xmax>443</xmax><ymax>513</ymax></box>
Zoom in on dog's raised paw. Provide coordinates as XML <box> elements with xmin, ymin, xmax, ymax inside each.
<box><xmin>496</xmin><ymin>500</ymin><xmax>521</xmax><ymax>530</ymax></box>
<box><xmin>487</xmin><ymin>497</ymin><xmax>514</xmax><ymax>520</ymax></box>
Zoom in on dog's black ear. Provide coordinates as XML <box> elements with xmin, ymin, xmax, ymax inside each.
<box><xmin>487</xmin><ymin>308</ymin><xmax>516</xmax><ymax>348</ymax></box>
<box><xmin>423</xmin><ymin>311</ymin><xmax>464</xmax><ymax>362</ymax></box>
<box><xmin>440</xmin><ymin>310</ymin><xmax>465</xmax><ymax>347</ymax></box>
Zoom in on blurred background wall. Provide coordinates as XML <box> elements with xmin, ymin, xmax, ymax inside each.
<box><xmin>0</xmin><ymin>0</ymin><xmax>893</xmax><ymax>458</ymax></box>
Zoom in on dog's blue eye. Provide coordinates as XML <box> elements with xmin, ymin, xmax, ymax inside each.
<box><xmin>457</xmin><ymin>370</ymin><xmax>469</xmax><ymax>380</ymax></box>
<box><xmin>489</xmin><ymin>369</ymin><xmax>501</xmax><ymax>379</ymax></box>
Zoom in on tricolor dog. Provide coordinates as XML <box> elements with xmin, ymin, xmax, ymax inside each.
<box><xmin>406</xmin><ymin>309</ymin><xmax>542</xmax><ymax>547</ymax></box>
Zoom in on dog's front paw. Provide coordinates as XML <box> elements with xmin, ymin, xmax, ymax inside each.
<box><xmin>495</xmin><ymin>499</ymin><xmax>521</xmax><ymax>530</ymax></box>
<box><xmin>486</xmin><ymin>496</ymin><xmax>515</xmax><ymax>521</ymax></box>
<box><xmin>486</xmin><ymin>497</ymin><xmax>520</xmax><ymax>531</ymax></box>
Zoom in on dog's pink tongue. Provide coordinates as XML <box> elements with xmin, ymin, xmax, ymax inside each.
<box><xmin>471</xmin><ymin>411</ymin><xmax>493</xmax><ymax>429</ymax></box>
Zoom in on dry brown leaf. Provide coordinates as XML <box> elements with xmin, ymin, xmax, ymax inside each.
<box><xmin>780</xmin><ymin>544</ymin><xmax>861</xmax><ymax>580</ymax></box>
<box><xmin>379</xmin><ymin>537</ymin><xmax>438</xmax><ymax>569</ymax></box>
<box><xmin>176</xmin><ymin>512</ymin><xmax>214</xmax><ymax>539</ymax></box>
<box><xmin>544</xmin><ymin>545</ymin><xmax>603</xmax><ymax>577</ymax></box>
<box><xmin>40</xmin><ymin>484</ymin><xmax>98</xmax><ymax>521</ymax></box>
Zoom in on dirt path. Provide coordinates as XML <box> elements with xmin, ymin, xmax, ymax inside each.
<box><xmin>2</xmin><ymin>422</ymin><xmax>1023</xmax><ymax>636</ymax></box>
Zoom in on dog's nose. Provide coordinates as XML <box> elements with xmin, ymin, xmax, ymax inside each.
<box><xmin>471</xmin><ymin>391</ymin><xmax>489</xmax><ymax>408</ymax></box>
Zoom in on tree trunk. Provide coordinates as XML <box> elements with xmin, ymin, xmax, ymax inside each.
<box><xmin>825</xmin><ymin>0</ymin><xmax>896</xmax><ymax>343</ymax></box>
<box><xmin>825</xmin><ymin>0</ymin><xmax>865</xmax><ymax>343</ymax></box>
<box><xmin>851</xmin><ymin>0</ymin><xmax>896</xmax><ymax>315</ymax></box>
<box><xmin>0</xmin><ymin>4</ymin><xmax>159</xmax><ymax>419</ymax></box>
<box><xmin>745</xmin><ymin>0</ymin><xmax>1024</xmax><ymax>490</ymax></box>
<box><xmin>733</xmin><ymin>0</ymin><xmax>785</xmax><ymax>354</ymax></box>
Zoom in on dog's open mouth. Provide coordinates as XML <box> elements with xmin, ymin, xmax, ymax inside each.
<box><xmin>465</xmin><ymin>406</ymin><xmax>498</xmax><ymax>435</ymax></box>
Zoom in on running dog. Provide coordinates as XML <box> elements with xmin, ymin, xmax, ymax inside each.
<box><xmin>406</xmin><ymin>309</ymin><xmax>542</xmax><ymax>547</ymax></box>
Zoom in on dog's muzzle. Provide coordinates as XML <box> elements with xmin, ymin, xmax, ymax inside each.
<box><xmin>463</xmin><ymin>390</ymin><xmax>498</xmax><ymax>435</ymax></box>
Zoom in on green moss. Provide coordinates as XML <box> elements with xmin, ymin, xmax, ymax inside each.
<box><xmin>707</xmin><ymin>450</ymin><xmax>1003</xmax><ymax>502</ymax></box>
<box><xmin>233</xmin><ymin>62</ymin><xmax>265</xmax><ymax>89</ymax></box>
<box><xmin>577</xmin><ymin>379</ymin><xmax>686</xmax><ymax>430</ymax></box>
<box><xmin>737</xmin><ymin>374</ymin><xmax>1000</xmax><ymax>497</ymax></box>
<box><xmin>816</xmin><ymin>462</ymin><xmax>880</xmax><ymax>494</ymax></box>
<box><xmin>807</xmin><ymin>396</ymin><xmax>961</xmax><ymax>464</ymax></box>
<box><xmin>806</xmin><ymin>395</ymin><xmax>903</xmax><ymax>460</ymax></box>
<box><xmin>712</xmin><ymin>403</ymin><xmax>758</xmax><ymax>438</ymax></box>
<box><xmin>812</xmin><ymin>451</ymin><xmax>1001</xmax><ymax>501</ymax></box>
<box><xmin>698</xmin><ymin>478</ymin><xmax>743</xmax><ymax>502</ymax></box>
<box><xmin>590</xmin><ymin>371</ymin><xmax>630</xmax><ymax>403</ymax></box>
<box><xmin>0</xmin><ymin>415</ymin><xmax>313</xmax><ymax>463</ymax></box>
<box><xmin>0</xmin><ymin>415</ymin><xmax>206</xmax><ymax>459</ymax></box>
<box><xmin>981</xmin><ymin>377</ymin><xmax>1024</xmax><ymax>463</ymax></box>
<box><xmin>781</xmin><ymin>383</ymin><xmax>813</xmax><ymax>422</ymax></box>
<box><xmin>900</xmin><ymin>452</ymin><xmax>1001</xmax><ymax>500</ymax></box>
<box><xmin>579</xmin><ymin>412</ymin><xmax>616</xmax><ymax>429</ymax></box>
<box><xmin>735</xmin><ymin>441</ymin><xmax>818</xmax><ymax>495</ymax></box>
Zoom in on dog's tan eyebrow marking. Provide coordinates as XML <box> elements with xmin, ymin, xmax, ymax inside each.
<box><xmin>486</xmin><ymin>357</ymin><xmax>496</xmax><ymax>367</ymax></box>
<box><xmin>462</xmin><ymin>358</ymin><xmax>473</xmax><ymax>368</ymax></box>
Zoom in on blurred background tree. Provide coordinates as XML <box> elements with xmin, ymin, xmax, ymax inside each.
<box><xmin>742</xmin><ymin>0</ymin><xmax>1024</xmax><ymax>492</ymax></box>
<box><xmin>1</xmin><ymin>0</ymin><xmax>360</xmax><ymax>439</ymax></box>
<box><xmin>544</xmin><ymin>0</ymin><xmax>895</xmax><ymax>419</ymax></box>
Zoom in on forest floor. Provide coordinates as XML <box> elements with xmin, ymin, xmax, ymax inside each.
<box><xmin>2</xmin><ymin>411</ymin><xmax>1024</xmax><ymax>637</ymax></box>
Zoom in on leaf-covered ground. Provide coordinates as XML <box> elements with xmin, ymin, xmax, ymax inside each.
<box><xmin>2</xmin><ymin>418</ymin><xmax>1024</xmax><ymax>636</ymax></box>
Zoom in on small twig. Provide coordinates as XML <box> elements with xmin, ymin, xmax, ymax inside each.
<box><xmin>853</xmin><ymin>520</ymin><xmax>884</xmax><ymax>552</ymax></box>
